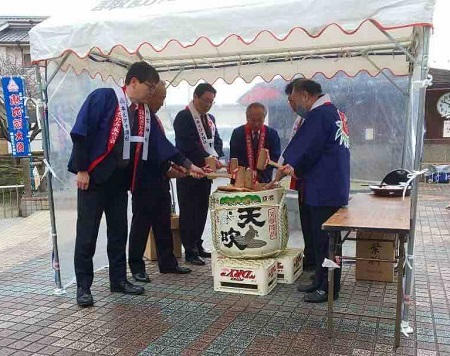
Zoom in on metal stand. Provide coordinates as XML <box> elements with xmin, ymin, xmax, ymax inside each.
<box><xmin>327</xmin><ymin>231</ymin><xmax>407</xmax><ymax>348</ymax></box>
<box><xmin>327</xmin><ymin>231</ymin><xmax>337</xmax><ymax>339</ymax></box>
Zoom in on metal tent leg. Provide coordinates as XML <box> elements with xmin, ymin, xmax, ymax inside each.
<box><xmin>402</xmin><ymin>26</ymin><xmax>431</xmax><ymax>333</ymax></box>
<box><xmin>35</xmin><ymin>64</ymin><xmax>65</xmax><ymax>295</ymax></box>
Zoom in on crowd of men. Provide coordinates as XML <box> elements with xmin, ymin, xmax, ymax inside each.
<box><xmin>69</xmin><ymin>61</ymin><xmax>350</xmax><ymax>307</ymax></box>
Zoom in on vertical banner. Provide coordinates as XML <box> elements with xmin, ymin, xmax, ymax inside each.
<box><xmin>1</xmin><ymin>76</ymin><xmax>31</xmax><ymax>157</ymax></box>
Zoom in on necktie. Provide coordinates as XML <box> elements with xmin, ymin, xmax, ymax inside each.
<box><xmin>201</xmin><ymin>114</ymin><xmax>212</xmax><ymax>139</ymax></box>
<box><xmin>252</xmin><ymin>131</ymin><xmax>259</xmax><ymax>153</ymax></box>
<box><xmin>252</xmin><ymin>131</ymin><xmax>260</xmax><ymax>167</ymax></box>
<box><xmin>129</xmin><ymin>105</ymin><xmax>140</xmax><ymax>192</ymax></box>
<box><xmin>129</xmin><ymin>104</ymin><xmax>138</xmax><ymax>134</ymax></box>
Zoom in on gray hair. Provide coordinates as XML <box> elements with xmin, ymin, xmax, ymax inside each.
<box><xmin>246</xmin><ymin>102</ymin><xmax>267</xmax><ymax>116</ymax></box>
<box><xmin>292</xmin><ymin>79</ymin><xmax>322</xmax><ymax>96</ymax></box>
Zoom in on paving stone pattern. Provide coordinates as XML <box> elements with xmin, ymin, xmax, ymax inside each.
<box><xmin>0</xmin><ymin>184</ymin><xmax>449</xmax><ymax>355</ymax></box>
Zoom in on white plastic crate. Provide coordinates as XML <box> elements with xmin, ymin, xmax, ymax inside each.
<box><xmin>275</xmin><ymin>248</ymin><xmax>304</xmax><ymax>284</ymax></box>
<box><xmin>214</xmin><ymin>256</ymin><xmax>277</xmax><ymax>295</ymax></box>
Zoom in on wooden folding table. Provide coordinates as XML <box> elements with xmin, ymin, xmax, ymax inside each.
<box><xmin>322</xmin><ymin>193</ymin><xmax>411</xmax><ymax>348</ymax></box>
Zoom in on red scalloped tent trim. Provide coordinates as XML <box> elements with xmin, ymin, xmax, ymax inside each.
<box><xmin>32</xmin><ymin>19</ymin><xmax>432</xmax><ymax>63</ymax></box>
<box><xmin>51</xmin><ymin>64</ymin><xmax>409</xmax><ymax>87</ymax></box>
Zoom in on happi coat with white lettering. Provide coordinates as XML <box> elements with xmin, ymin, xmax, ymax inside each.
<box><xmin>68</xmin><ymin>88</ymin><xmax>180</xmax><ymax>190</ymax></box>
<box><xmin>282</xmin><ymin>95</ymin><xmax>350</xmax><ymax>207</ymax></box>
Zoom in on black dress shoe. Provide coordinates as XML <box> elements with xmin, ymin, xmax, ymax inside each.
<box><xmin>304</xmin><ymin>289</ymin><xmax>339</xmax><ymax>303</ymax></box>
<box><xmin>110</xmin><ymin>280</ymin><xmax>145</xmax><ymax>295</ymax></box>
<box><xmin>132</xmin><ymin>272</ymin><xmax>151</xmax><ymax>283</ymax></box>
<box><xmin>198</xmin><ymin>249</ymin><xmax>211</xmax><ymax>258</ymax></box>
<box><xmin>297</xmin><ymin>283</ymin><xmax>320</xmax><ymax>293</ymax></box>
<box><xmin>302</xmin><ymin>270</ymin><xmax>315</xmax><ymax>281</ymax></box>
<box><xmin>160</xmin><ymin>266</ymin><xmax>192</xmax><ymax>274</ymax></box>
<box><xmin>76</xmin><ymin>287</ymin><xmax>94</xmax><ymax>307</ymax></box>
<box><xmin>186</xmin><ymin>255</ymin><xmax>206</xmax><ymax>265</ymax></box>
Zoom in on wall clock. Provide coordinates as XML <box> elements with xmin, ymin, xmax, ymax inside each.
<box><xmin>437</xmin><ymin>92</ymin><xmax>450</xmax><ymax>117</ymax></box>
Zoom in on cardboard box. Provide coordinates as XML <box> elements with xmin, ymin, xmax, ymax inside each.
<box><xmin>276</xmin><ymin>248</ymin><xmax>304</xmax><ymax>284</ymax></box>
<box><xmin>214</xmin><ymin>256</ymin><xmax>277</xmax><ymax>295</ymax></box>
<box><xmin>355</xmin><ymin>231</ymin><xmax>397</xmax><ymax>282</ymax></box>
<box><xmin>144</xmin><ymin>214</ymin><xmax>182</xmax><ymax>261</ymax></box>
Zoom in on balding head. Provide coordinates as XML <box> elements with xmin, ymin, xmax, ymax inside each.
<box><xmin>246</xmin><ymin>102</ymin><xmax>266</xmax><ymax>131</ymax></box>
<box><xmin>146</xmin><ymin>80</ymin><xmax>167</xmax><ymax>113</ymax></box>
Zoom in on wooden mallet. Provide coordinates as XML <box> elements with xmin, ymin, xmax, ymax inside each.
<box><xmin>188</xmin><ymin>171</ymin><xmax>231</xmax><ymax>179</ymax></box>
<box><xmin>256</xmin><ymin>148</ymin><xmax>283</xmax><ymax>170</ymax></box>
<box><xmin>205</xmin><ymin>172</ymin><xmax>232</xmax><ymax>179</ymax></box>
<box><xmin>234</xmin><ymin>167</ymin><xmax>246</xmax><ymax>188</ymax></box>
<box><xmin>244</xmin><ymin>168</ymin><xmax>256</xmax><ymax>189</ymax></box>
<box><xmin>205</xmin><ymin>156</ymin><xmax>217</xmax><ymax>172</ymax></box>
<box><xmin>229</xmin><ymin>158</ymin><xmax>239</xmax><ymax>173</ymax></box>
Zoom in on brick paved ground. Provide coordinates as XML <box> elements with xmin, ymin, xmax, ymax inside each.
<box><xmin>0</xmin><ymin>184</ymin><xmax>449</xmax><ymax>356</ymax></box>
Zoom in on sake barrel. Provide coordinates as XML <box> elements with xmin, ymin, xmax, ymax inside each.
<box><xmin>210</xmin><ymin>187</ymin><xmax>289</xmax><ymax>258</ymax></box>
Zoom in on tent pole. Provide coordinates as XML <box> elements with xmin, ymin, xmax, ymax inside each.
<box><xmin>370</xmin><ymin>20</ymin><xmax>415</xmax><ymax>64</ymax></box>
<box><xmin>368</xmin><ymin>19</ymin><xmax>415</xmax><ymax>169</ymax></box>
<box><xmin>401</xmin><ymin>76</ymin><xmax>412</xmax><ymax>167</ymax></box>
<box><xmin>35</xmin><ymin>64</ymin><xmax>65</xmax><ymax>295</ymax></box>
<box><xmin>364</xmin><ymin>56</ymin><xmax>408</xmax><ymax>97</ymax></box>
<box><xmin>43</xmin><ymin>54</ymin><xmax>69</xmax><ymax>89</ymax></box>
<box><xmin>402</xmin><ymin>26</ymin><xmax>431</xmax><ymax>334</ymax></box>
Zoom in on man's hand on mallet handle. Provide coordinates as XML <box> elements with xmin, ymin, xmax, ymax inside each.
<box><xmin>265</xmin><ymin>164</ymin><xmax>296</xmax><ymax>189</ymax></box>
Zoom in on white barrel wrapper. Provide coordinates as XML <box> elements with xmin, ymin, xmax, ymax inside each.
<box><xmin>210</xmin><ymin>187</ymin><xmax>289</xmax><ymax>258</ymax></box>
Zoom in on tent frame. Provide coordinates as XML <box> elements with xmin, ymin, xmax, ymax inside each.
<box><xmin>34</xmin><ymin>21</ymin><xmax>432</xmax><ymax>337</ymax></box>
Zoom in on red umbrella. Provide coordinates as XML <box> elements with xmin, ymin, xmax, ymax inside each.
<box><xmin>238</xmin><ymin>85</ymin><xmax>283</xmax><ymax>106</ymax></box>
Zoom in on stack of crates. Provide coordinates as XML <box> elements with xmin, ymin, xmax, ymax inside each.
<box><xmin>211</xmin><ymin>247</ymin><xmax>303</xmax><ymax>295</ymax></box>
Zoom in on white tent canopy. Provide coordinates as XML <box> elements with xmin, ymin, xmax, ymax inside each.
<box><xmin>30</xmin><ymin>0</ymin><xmax>435</xmax><ymax>85</ymax></box>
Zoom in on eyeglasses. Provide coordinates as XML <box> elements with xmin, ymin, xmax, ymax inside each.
<box><xmin>199</xmin><ymin>97</ymin><xmax>215</xmax><ymax>106</ymax></box>
<box><xmin>142</xmin><ymin>81</ymin><xmax>157</xmax><ymax>91</ymax></box>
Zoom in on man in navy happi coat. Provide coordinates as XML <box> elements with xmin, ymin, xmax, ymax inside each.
<box><xmin>274</xmin><ymin>79</ymin><xmax>350</xmax><ymax>303</ymax></box>
<box><xmin>128</xmin><ymin>81</ymin><xmax>202</xmax><ymax>282</ymax></box>
<box><xmin>68</xmin><ymin>62</ymin><xmax>202</xmax><ymax>307</ymax></box>
<box><xmin>229</xmin><ymin>102</ymin><xmax>281</xmax><ymax>183</ymax></box>
<box><xmin>174</xmin><ymin>83</ymin><xmax>224</xmax><ymax>266</ymax></box>
<box><xmin>283</xmin><ymin>80</ymin><xmax>314</xmax><ymax>272</ymax></box>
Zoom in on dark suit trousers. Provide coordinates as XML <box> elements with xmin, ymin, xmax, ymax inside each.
<box><xmin>176</xmin><ymin>176</ymin><xmax>211</xmax><ymax>257</ymax></box>
<box><xmin>128</xmin><ymin>189</ymin><xmax>178</xmax><ymax>273</ymax></box>
<box><xmin>298</xmin><ymin>198</ymin><xmax>315</xmax><ymax>269</ymax></box>
<box><xmin>309</xmin><ymin>205</ymin><xmax>341</xmax><ymax>296</ymax></box>
<box><xmin>74</xmin><ymin>169</ymin><xmax>128</xmax><ymax>290</ymax></box>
